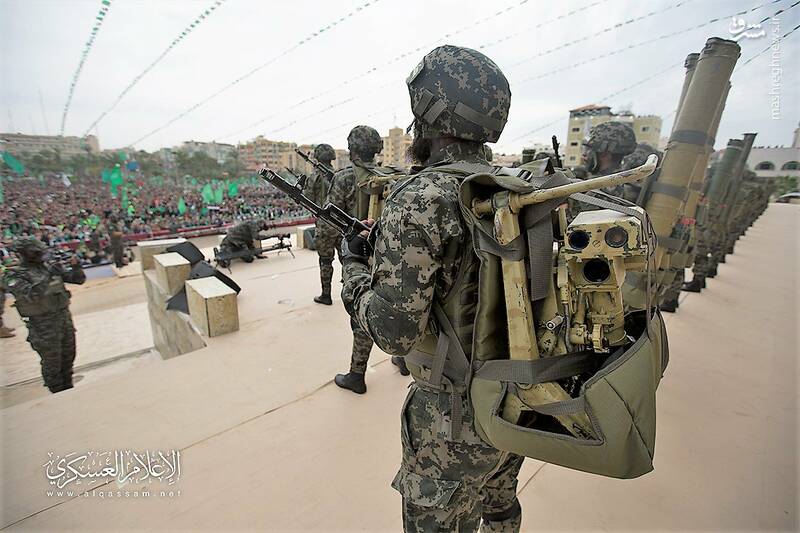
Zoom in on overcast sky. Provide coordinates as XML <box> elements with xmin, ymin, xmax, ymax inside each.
<box><xmin>1</xmin><ymin>0</ymin><xmax>798</xmax><ymax>155</ymax></box>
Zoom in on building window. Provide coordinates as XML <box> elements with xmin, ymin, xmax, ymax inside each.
<box><xmin>570</xmin><ymin>142</ymin><xmax>578</xmax><ymax>147</ymax></box>
<box><xmin>781</xmin><ymin>161</ymin><xmax>799</xmax><ymax>170</ymax></box>
<box><xmin>755</xmin><ymin>161</ymin><xmax>775</xmax><ymax>170</ymax></box>
<box><xmin>641</xmin><ymin>126</ymin><xmax>650</xmax><ymax>132</ymax></box>
<box><xmin>571</xmin><ymin>127</ymin><xmax>580</xmax><ymax>132</ymax></box>
<box><xmin>569</xmin><ymin>156</ymin><xmax>576</xmax><ymax>161</ymax></box>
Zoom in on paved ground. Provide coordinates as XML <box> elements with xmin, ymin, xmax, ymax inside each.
<box><xmin>0</xmin><ymin>204</ymin><xmax>796</xmax><ymax>531</ymax></box>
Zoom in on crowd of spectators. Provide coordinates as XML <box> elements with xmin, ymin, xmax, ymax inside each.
<box><xmin>0</xmin><ymin>173</ymin><xmax>310</xmax><ymax>258</ymax></box>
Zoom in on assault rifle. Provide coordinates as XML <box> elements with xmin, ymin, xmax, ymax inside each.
<box><xmin>295</xmin><ymin>149</ymin><xmax>334</xmax><ymax>180</ymax></box>
<box><xmin>213</xmin><ymin>234</ymin><xmax>295</xmax><ymax>270</ymax></box>
<box><xmin>284</xmin><ymin>167</ymin><xmax>308</xmax><ymax>190</ymax></box>
<box><xmin>551</xmin><ymin>135</ymin><xmax>563</xmax><ymax>168</ymax></box>
<box><xmin>258</xmin><ymin>167</ymin><xmax>372</xmax><ymax>253</ymax></box>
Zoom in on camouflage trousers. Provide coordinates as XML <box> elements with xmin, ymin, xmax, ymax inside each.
<box><xmin>349</xmin><ymin>317</ymin><xmax>373</xmax><ymax>374</ymax></box>
<box><xmin>315</xmin><ymin>222</ymin><xmax>341</xmax><ymax>297</ymax></box>
<box><xmin>26</xmin><ymin>311</ymin><xmax>77</xmax><ymax>393</ymax></box>
<box><xmin>111</xmin><ymin>237</ymin><xmax>124</xmax><ymax>268</ymax></box>
<box><xmin>393</xmin><ymin>384</ymin><xmax>523</xmax><ymax>532</ymax></box>
<box><xmin>220</xmin><ymin>238</ymin><xmax>255</xmax><ymax>263</ymax></box>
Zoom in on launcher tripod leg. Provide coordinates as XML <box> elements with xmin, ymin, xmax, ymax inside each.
<box><xmin>494</xmin><ymin>202</ymin><xmax>595</xmax><ymax>439</ymax></box>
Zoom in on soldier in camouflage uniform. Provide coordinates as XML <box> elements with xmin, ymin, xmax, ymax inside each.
<box><xmin>305</xmin><ymin>144</ymin><xmax>339</xmax><ymax>305</ymax></box>
<box><xmin>581</xmin><ymin>121</ymin><xmax>637</xmax><ymax>198</ymax></box>
<box><xmin>331</xmin><ymin>125</ymin><xmax>394</xmax><ymax>394</ymax></box>
<box><xmin>342</xmin><ymin>45</ymin><xmax>524</xmax><ymax>532</ymax></box>
<box><xmin>218</xmin><ymin>219</ymin><xmax>268</xmax><ymax>267</ymax></box>
<box><xmin>621</xmin><ymin>142</ymin><xmax>663</xmax><ymax>204</ymax></box>
<box><xmin>109</xmin><ymin>218</ymin><xmax>125</xmax><ymax>268</ymax></box>
<box><xmin>2</xmin><ymin>238</ymin><xmax>85</xmax><ymax>392</ymax></box>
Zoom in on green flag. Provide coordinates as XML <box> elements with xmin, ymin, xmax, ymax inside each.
<box><xmin>177</xmin><ymin>197</ymin><xmax>187</xmax><ymax>215</ymax></box>
<box><xmin>102</xmin><ymin>168</ymin><xmax>111</xmax><ymax>183</ymax></box>
<box><xmin>228</xmin><ymin>180</ymin><xmax>238</xmax><ymax>197</ymax></box>
<box><xmin>2</xmin><ymin>152</ymin><xmax>25</xmax><ymax>175</ymax></box>
<box><xmin>201</xmin><ymin>183</ymin><xmax>214</xmax><ymax>204</ymax></box>
<box><xmin>118</xmin><ymin>150</ymin><xmax>127</xmax><ymax>162</ymax></box>
<box><xmin>214</xmin><ymin>186</ymin><xmax>224</xmax><ymax>204</ymax></box>
<box><xmin>127</xmin><ymin>203</ymin><xmax>135</xmax><ymax>216</ymax></box>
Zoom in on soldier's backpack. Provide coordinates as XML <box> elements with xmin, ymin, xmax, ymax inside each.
<box><xmin>352</xmin><ymin>162</ymin><xmax>406</xmax><ymax>220</ymax></box>
<box><xmin>405</xmin><ymin>159</ymin><xmax>669</xmax><ymax>479</ymax></box>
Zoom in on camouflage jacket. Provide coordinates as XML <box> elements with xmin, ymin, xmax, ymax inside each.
<box><xmin>225</xmin><ymin>221</ymin><xmax>261</xmax><ymax>246</ymax></box>
<box><xmin>342</xmin><ymin>142</ymin><xmax>486</xmax><ymax>355</ymax></box>
<box><xmin>327</xmin><ymin>166</ymin><xmax>358</xmax><ymax>217</ymax></box>
<box><xmin>2</xmin><ymin>262</ymin><xmax>86</xmax><ymax>314</ymax></box>
<box><xmin>304</xmin><ymin>169</ymin><xmax>331</xmax><ymax>207</ymax></box>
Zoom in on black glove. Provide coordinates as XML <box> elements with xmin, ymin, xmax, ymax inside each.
<box><xmin>340</xmin><ymin>233</ymin><xmax>370</xmax><ymax>265</ymax></box>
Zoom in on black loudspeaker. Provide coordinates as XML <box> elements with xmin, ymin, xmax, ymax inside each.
<box><xmin>166</xmin><ymin>261</ymin><xmax>242</xmax><ymax>313</ymax></box>
<box><xmin>165</xmin><ymin>241</ymin><xmax>206</xmax><ymax>266</ymax></box>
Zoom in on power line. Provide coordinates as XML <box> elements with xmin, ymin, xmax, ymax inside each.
<box><xmin>82</xmin><ymin>0</ymin><xmax>228</xmax><ymax>136</ymax></box>
<box><xmin>505</xmin><ymin>61</ymin><xmax>683</xmax><ymax>144</ymax></box>
<box><xmin>507</xmin><ymin>0</ymin><xmax>696</xmax><ymax>69</ymax></box>
<box><xmin>505</xmin><ymin>10</ymin><xmax>800</xmax><ymax>148</ymax></box>
<box><xmin>60</xmin><ymin>0</ymin><xmax>114</xmax><ymax>135</ymax></box>
<box><xmin>129</xmin><ymin>0</ymin><xmax>381</xmax><ymax>147</ymax></box>
<box><xmin>515</xmin><ymin>0</ymin><xmax>789</xmax><ymax>86</ymax></box>
<box><xmin>247</xmin><ymin>0</ymin><xmax>696</xmax><ymax>145</ymax></box>
<box><xmin>217</xmin><ymin>0</ymin><xmax>609</xmax><ymax>142</ymax></box>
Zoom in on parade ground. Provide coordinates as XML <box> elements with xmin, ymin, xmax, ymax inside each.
<box><xmin>1</xmin><ymin>204</ymin><xmax>797</xmax><ymax>532</ymax></box>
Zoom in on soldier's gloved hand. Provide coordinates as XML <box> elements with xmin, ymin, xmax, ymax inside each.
<box><xmin>340</xmin><ymin>219</ymin><xmax>375</xmax><ymax>266</ymax></box>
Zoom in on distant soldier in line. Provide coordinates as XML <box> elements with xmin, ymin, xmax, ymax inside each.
<box><xmin>2</xmin><ymin>238</ymin><xmax>85</xmax><ymax>392</ymax></box>
<box><xmin>620</xmin><ymin>142</ymin><xmax>663</xmax><ymax>204</ymax></box>
<box><xmin>305</xmin><ymin>143</ymin><xmax>339</xmax><ymax>305</ymax></box>
<box><xmin>331</xmin><ymin>125</ymin><xmax>407</xmax><ymax>394</ymax></box>
<box><xmin>218</xmin><ymin>219</ymin><xmax>269</xmax><ymax>267</ymax></box>
<box><xmin>580</xmin><ymin>121</ymin><xmax>637</xmax><ymax>199</ymax></box>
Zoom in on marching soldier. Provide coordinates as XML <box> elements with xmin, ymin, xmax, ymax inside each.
<box><xmin>2</xmin><ymin>238</ymin><xmax>85</xmax><ymax>392</ymax></box>
<box><xmin>341</xmin><ymin>46</ymin><xmax>524</xmax><ymax>531</ymax></box>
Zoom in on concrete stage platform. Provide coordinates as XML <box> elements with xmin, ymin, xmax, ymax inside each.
<box><xmin>1</xmin><ymin>205</ymin><xmax>797</xmax><ymax>531</ymax></box>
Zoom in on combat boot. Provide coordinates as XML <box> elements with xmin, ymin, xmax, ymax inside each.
<box><xmin>682</xmin><ymin>277</ymin><xmax>703</xmax><ymax>293</ymax></box>
<box><xmin>659</xmin><ymin>297</ymin><xmax>678</xmax><ymax>313</ymax></box>
<box><xmin>334</xmin><ymin>372</ymin><xmax>366</xmax><ymax>394</ymax></box>
<box><xmin>314</xmin><ymin>293</ymin><xmax>333</xmax><ymax>305</ymax></box>
<box><xmin>314</xmin><ymin>283</ymin><xmax>333</xmax><ymax>305</ymax></box>
<box><xmin>707</xmin><ymin>264</ymin><xmax>718</xmax><ymax>278</ymax></box>
<box><xmin>392</xmin><ymin>356</ymin><xmax>410</xmax><ymax>376</ymax></box>
<box><xmin>0</xmin><ymin>326</ymin><xmax>15</xmax><ymax>338</ymax></box>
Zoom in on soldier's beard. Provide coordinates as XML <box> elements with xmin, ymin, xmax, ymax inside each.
<box><xmin>407</xmin><ymin>122</ymin><xmax>431</xmax><ymax>165</ymax></box>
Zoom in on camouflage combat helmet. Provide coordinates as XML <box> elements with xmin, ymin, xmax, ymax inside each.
<box><xmin>583</xmin><ymin>121</ymin><xmax>637</xmax><ymax>155</ymax></box>
<box><xmin>13</xmin><ymin>236</ymin><xmax>47</xmax><ymax>254</ymax></box>
<box><xmin>621</xmin><ymin>143</ymin><xmax>662</xmax><ymax>171</ymax></box>
<box><xmin>347</xmin><ymin>125</ymin><xmax>383</xmax><ymax>159</ymax></box>
<box><xmin>407</xmin><ymin>45</ymin><xmax>511</xmax><ymax>142</ymax></box>
<box><xmin>313</xmin><ymin>143</ymin><xmax>336</xmax><ymax>163</ymax></box>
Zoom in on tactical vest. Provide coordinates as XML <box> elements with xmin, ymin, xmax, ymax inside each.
<box><xmin>13</xmin><ymin>276</ymin><xmax>71</xmax><ymax>317</ymax></box>
<box><xmin>352</xmin><ymin>162</ymin><xmax>405</xmax><ymax>221</ymax></box>
<box><xmin>403</xmin><ymin>160</ymin><xmax>669</xmax><ymax>479</ymax></box>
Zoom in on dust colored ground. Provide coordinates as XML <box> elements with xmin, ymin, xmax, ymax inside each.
<box><xmin>0</xmin><ymin>205</ymin><xmax>796</xmax><ymax>531</ymax></box>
